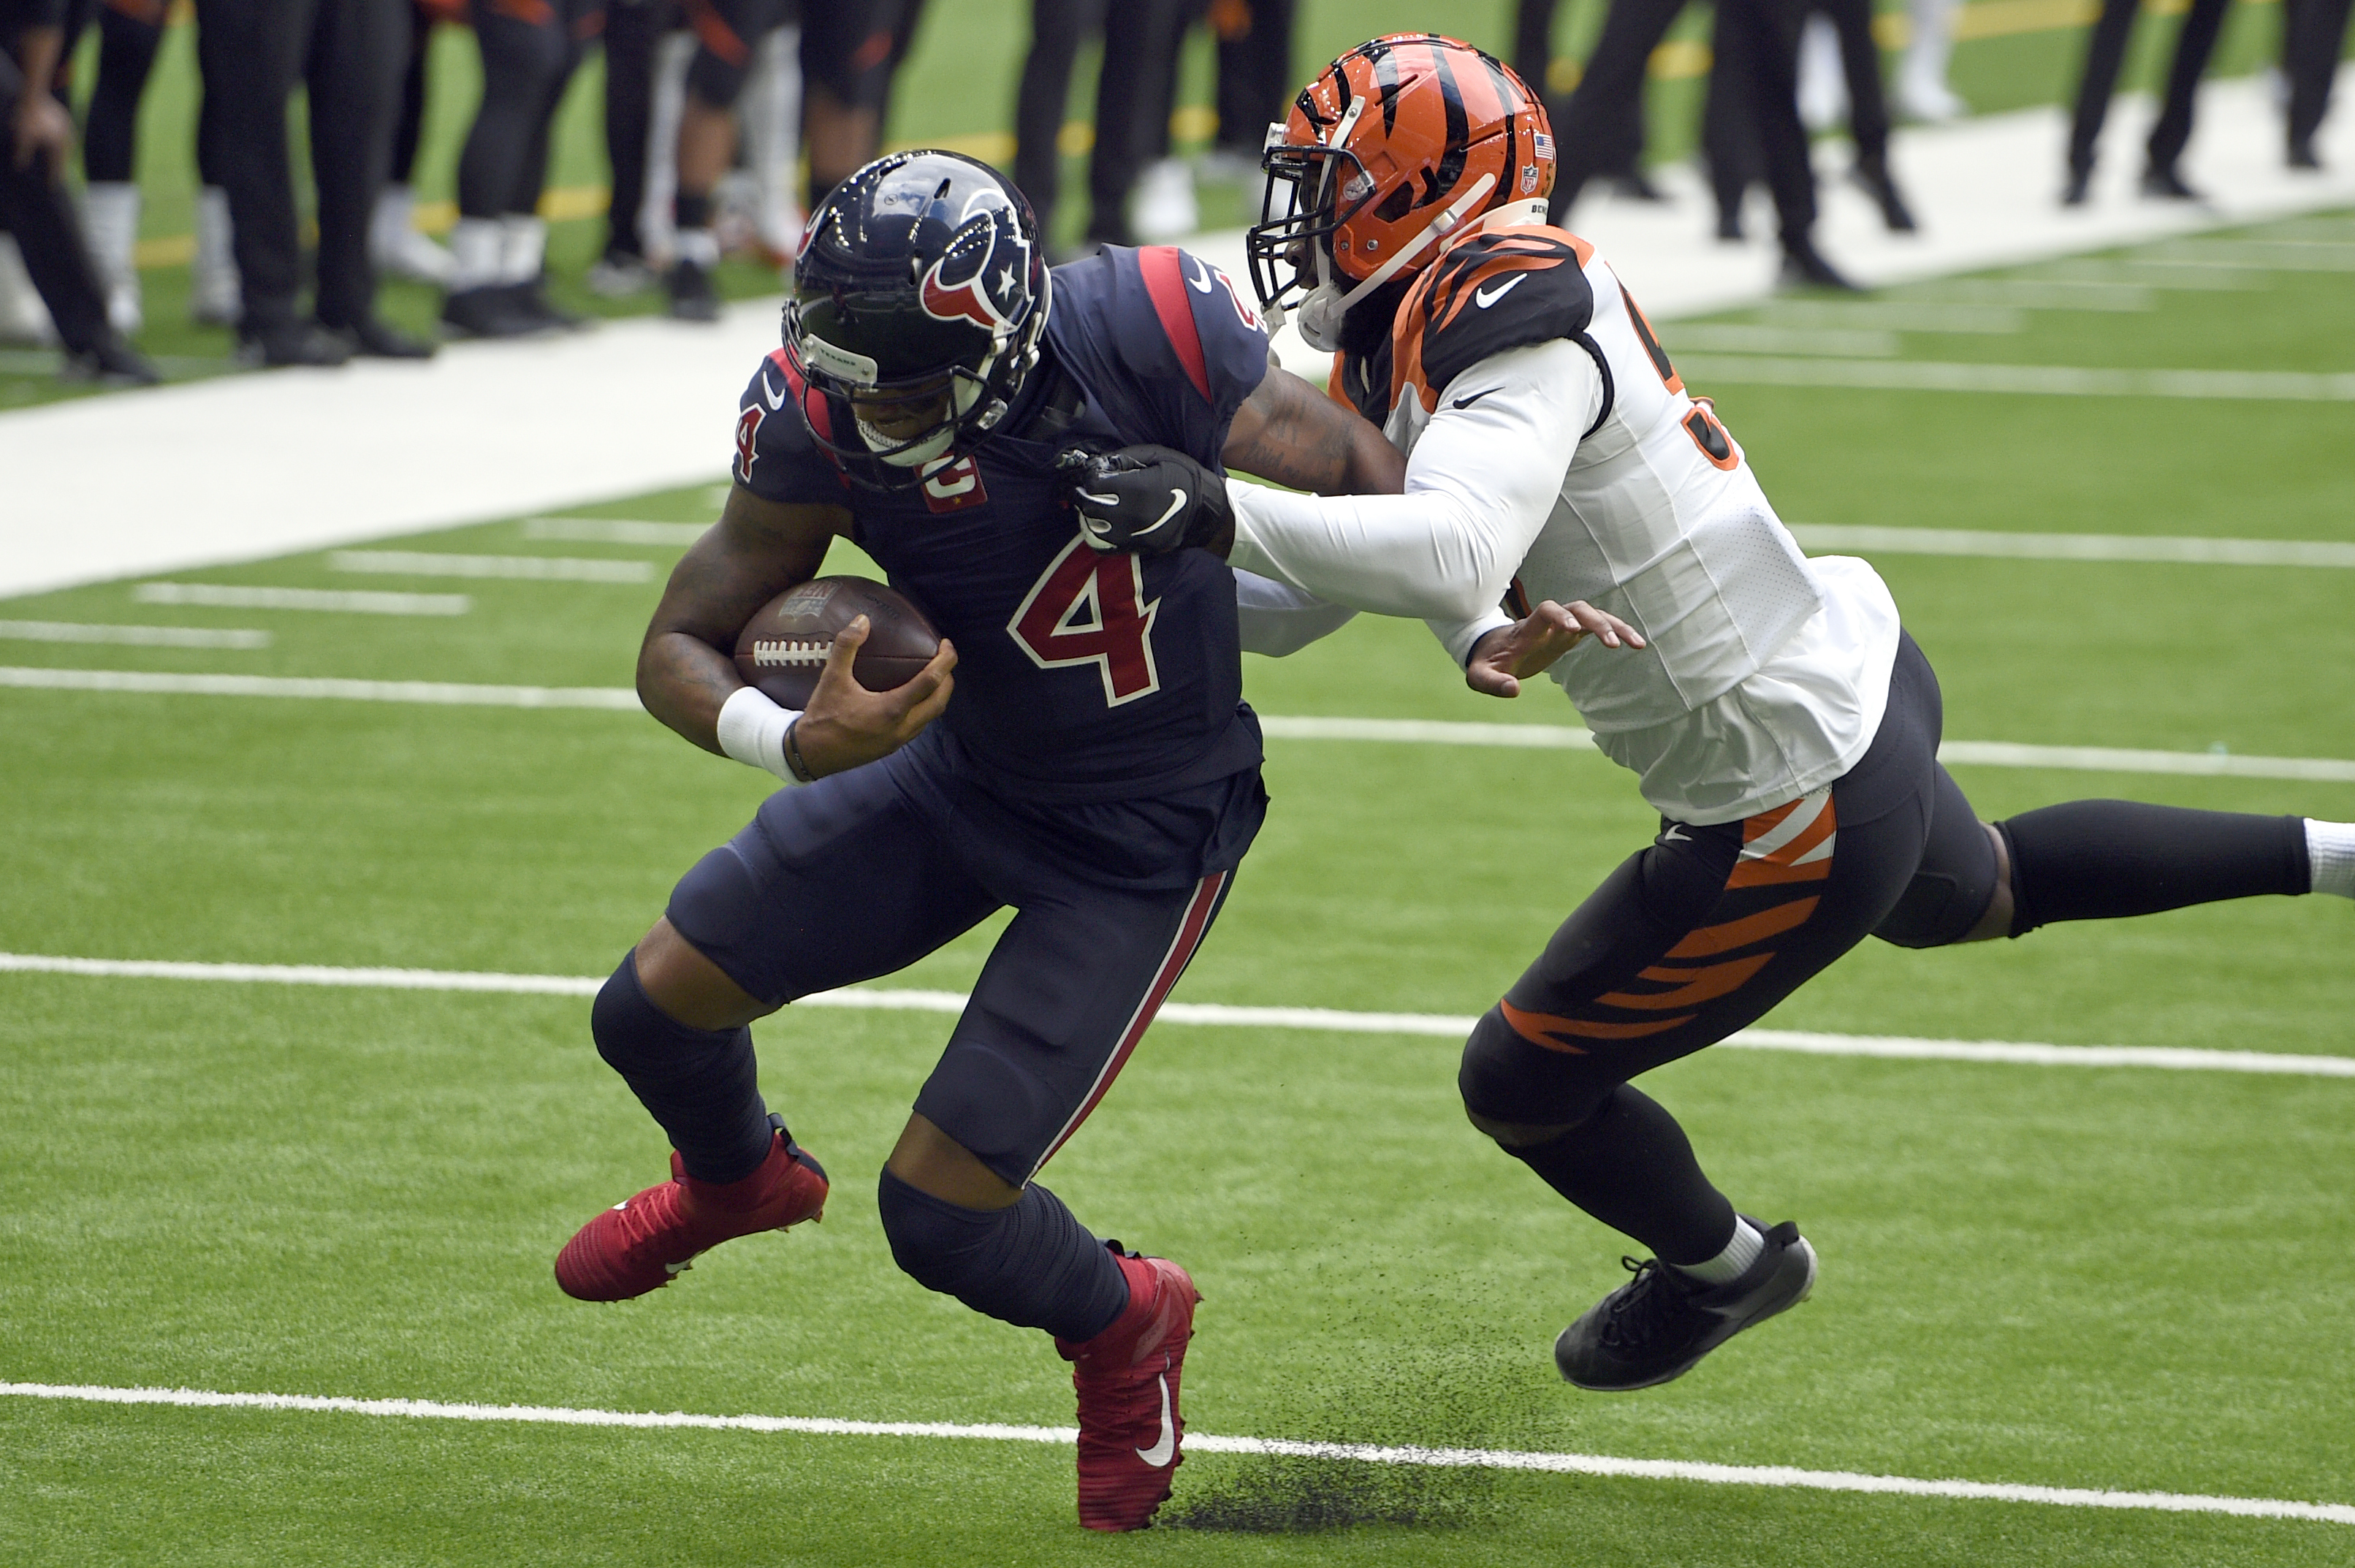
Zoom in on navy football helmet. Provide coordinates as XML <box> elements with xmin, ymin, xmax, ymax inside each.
<box><xmin>785</xmin><ymin>151</ymin><xmax>1051</xmax><ymax>487</ymax></box>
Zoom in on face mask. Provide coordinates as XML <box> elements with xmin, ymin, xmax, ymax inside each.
<box><xmin>1274</xmin><ymin>172</ymin><xmax>1498</xmax><ymax>354</ymax></box>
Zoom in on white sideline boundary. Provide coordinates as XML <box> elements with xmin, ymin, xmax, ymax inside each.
<box><xmin>4</xmin><ymin>1382</ymin><xmax>2350</xmax><ymax>1526</ymax></box>
<box><xmin>4</xmin><ymin>953</ymin><xmax>2350</xmax><ymax>1078</ymax></box>
<box><xmin>7</xmin><ymin>669</ymin><xmax>2352</xmax><ymax>783</ymax></box>
<box><xmin>1786</xmin><ymin>525</ymin><xmax>2355</xmax><ymax>568</ymax></box>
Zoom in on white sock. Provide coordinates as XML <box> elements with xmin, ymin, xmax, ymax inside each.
<box><xmin>674</xmin><ymin>227</ymin><xmax>720</xmax><ymax>268</ymax></box>
<box><xmin>370</xmin><ymin>185</ymin><xmax>415</xmax><ymax>258</ymax></box>
<box><xmin>191</xmin><ymin>186</ymin><xmax>240</xmax><ymax>320</ymax></box>
<box><xmin>501</xmin><ymin>214</ymin><xmax>547</xmax><ymax>285</ymax></box>
<box><xmin>2308</xmin><ymin>820</ymin><xmax>2355</xmax><ymax>899</ymax></box>
<box><xmin>447</xmin><ymin>218</ymin><xmax>504</xmax><ymax>292</ymax></box>
<box><xmin>1673</xmin><ymin>1216</ymin><xmax>1765</xmax><ymax>1285</ymax></box>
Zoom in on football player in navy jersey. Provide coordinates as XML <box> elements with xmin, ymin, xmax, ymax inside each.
<box><xmin>551</xmin><ymin>149</ymin><xmax>1402</xmax><ymax>1532</ymax></box>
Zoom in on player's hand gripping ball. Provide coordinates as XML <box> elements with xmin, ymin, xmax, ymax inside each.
<box><xmin>1057</xmin><ymin>444</ymin><xmax>1233</xmax><ymax>556</ymax></box>
<box><xmin>734</xmin><ymin>576</ymin><xmax>942</xmax><ymax>711</ymax></box>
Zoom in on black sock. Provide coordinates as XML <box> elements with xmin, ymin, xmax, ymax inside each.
<box><xmin>1509</xmin><ymin>1085</ymin><xmax>1737</xmax><ymax>1266</ymax></box>
<box><xmin>674</xmin><ymin>190</ymin><xmax>713</xmax><ymax>231</ymax></box>
<box><xmin>589</xmin><ymin>952</ymin><xmax>775</xmax><ymax>1183</ymax></box>
<box><xmin>2001</xmin><ymin>802</ymin><xmax>2309</xmax><ymax>935</ymax></box>
<box><xmin>875</xmin><ymin>1171</ymin><xmax>1131</xmax><ymax>1341</ymax></box>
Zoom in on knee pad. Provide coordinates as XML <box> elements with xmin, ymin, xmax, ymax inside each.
<box><xmin>1458</xmin><ymin>1007</ymin><xmax>1616</xmax><ymax>1140</ymax></box>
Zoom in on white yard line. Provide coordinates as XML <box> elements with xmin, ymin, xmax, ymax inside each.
<box><xmin>520</xmin><ymin>518</ymin><xmax>709</xmax><ymax>546</ymax></box>
<box><xmin>3</xmin><ymin>1382</ymin><xmax>2348</xmax><ymax>1525</ymax></box>
<box><xmin>0</xmin><ymin>620</ymin><xmax>270</xmax><ymax>649</ymax></box>
<box><xmin>4</xmin><ymin>670</ymin><xmax>2350</xmax><ymax>781</ymax></box>
<box><xmin>1787</xmin><ymin>525</ymin><xmax>2355</xmax><ymax>567</ymax></box>
<box><xmin>327</xmin><ymin>552</ymin><xmax>653</xmax><ymax>584</ymax></box>
<box><xmin>134</xmin><ymin>585</ymin><xmax>472</xmax><ymax>615</ymax></box>
<box><xmin>4</xmin><ymin>953</ymin><xmax>2348</xmax><ymax>1077</ymax></box>
<box><xmin>1675</xmin><ymin>356</ymin><xmax>2355</xmax><ymax>400</ymax></box>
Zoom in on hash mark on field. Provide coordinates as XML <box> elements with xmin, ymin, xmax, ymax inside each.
<box><xmin>4</xmin><ymin>1383</ymin><xmax>2349</xmax><ymax>1526</ymax></box>
<box><xmin>327</xmin><ymin>552</ymin><xmax>653</xmax><ymax>584</ymax></box>
<box><xmin>521</xmin><ymin>517</ymin><xmax>709</xmax><ymax>547</ymax></box>
<box><xmin>0</xmin><ymin>620</ymin><xmax>270</xmax><ymax>649</ymax></box>
<box><xmin>4</xmin><ymin>954</ymin><xmax>2350</xmax><ymax>1077</ymax></box>
<box><xmin>134</xmin><ymin>584</ymin><xmax>471</xmax><ymax>616</ymax></box>
<box><xmin>1789</xmin><ymin>525</ymin><xmax>2355</xmax><ymax>568</ymax></box>
<box><xmin>1676</xmin><ymin>357</ymin><xmax>2355</xmax><ymax>400</ymax></box>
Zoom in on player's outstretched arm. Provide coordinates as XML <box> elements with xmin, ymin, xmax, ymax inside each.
<box><xmin>1464</xmin><ymin>600</ymin><xmax>1646</xmax><ymax>699</ymax></box>
<box><xmin>636</xmin><ymin>484</ymin><xmax>841</xmax><ymax>753</ymax></box>
<box><xmin>1221</xmin><ymin>366</ymin><xmax>1405</xmax><ymax>499</ymax></box>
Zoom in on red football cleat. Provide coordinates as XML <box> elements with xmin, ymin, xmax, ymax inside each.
<box><xmin>1056</xmin><ymin>1249</ymin><xmax>1201</xmax><ymax>1531</ymax></box>
<box><xmin>555</xmin><ymin>1120</ymin><xmax>828</xmax><ymax>1301</ymax></box>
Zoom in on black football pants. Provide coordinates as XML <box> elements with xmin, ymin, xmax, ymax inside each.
<box><xmin>1013</xmin><ymin>0</ymin><xmax>1192</xmax><ymax>246</ymax></box>
<box><xmin>1705</xmin><ymin>0</ymin><xmax>1894</xmax><ymax>225</ymax></box>
<box><xmin>1459</xmin><ymin>633</ymin><xmax>2311</xmax><ymax>1263</ymax></box>
<box><xmin>0</xmin><ymin>54</ymin><xmax>110</xmax><ymax>354</ymax></box>
<box><xmin>457</xmin><ymin>0</ymin><xmax>597</xmax><ymax>220</ymax></box>
<box><xmin>194</xmin><ymin>0</ymin><xmax>409</xmax><ymax>333</ymax></box>
<box><xmin>1549</xmin><ymin>0</ymin><xmax>1819</xmax><ymax>248</ymax></box>
<box><xmin>2066</xmin><ymin>0</ymin><xmax>2233</xmax><ymax>180</ymax></box>
<box><xmin>2284</xmin><ymin>0</ymin><xmax>2354</xmax><ymax>154</ymax></box>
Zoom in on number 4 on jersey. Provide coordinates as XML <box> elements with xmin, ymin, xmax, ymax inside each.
<box><xmin>1008</xmin><ymin>536</ymin><xmax>1162</xmax><ymax>706</ymax></box>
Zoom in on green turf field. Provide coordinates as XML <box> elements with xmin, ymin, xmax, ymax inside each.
<box><xmin>2</xmin><ymin>217</ymin><xmax>2353</xmax><ymax>1564</ymax></box>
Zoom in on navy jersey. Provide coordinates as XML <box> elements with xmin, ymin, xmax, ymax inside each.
<box><xmin>733</xmin><ymin>245</ymin><xmax>1274</xmax><ymax>802</ymax></box>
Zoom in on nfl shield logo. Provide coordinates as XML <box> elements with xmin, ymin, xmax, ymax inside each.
<box><xmin>1521</xmin><ymin>163</ymin><xmax>1541</xmax><ymax>194</ymax></box>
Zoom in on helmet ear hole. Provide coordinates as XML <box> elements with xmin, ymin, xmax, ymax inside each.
<box><xmin>1374</xmin><ymin>183</ymin><xmax>1416</xmax><ymax>222</ymax></box>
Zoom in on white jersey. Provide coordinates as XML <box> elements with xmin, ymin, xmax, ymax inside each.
<box><xmin>1228</xmin><ymin>209</ymin><xmax>1900</xmax><ymax>825</ymax></box>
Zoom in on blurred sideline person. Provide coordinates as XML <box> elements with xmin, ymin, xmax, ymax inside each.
<box><xmin>441</xmin><ymin>0</ymin><xmax>598</xmax><ymax>338</ymax></box>
<box><xmin>1013</xmin><ymin>0</ymin><xmax>1189</xmax><ymax>254</ymax></box>
<box><xmin>370</xmin><ymin>0</ymin><xmax>465</xmax><ymax>285</ymax></box>
<box><xmin>550</xmin><ymin>150</ymin><xmax>1404</xmax><ymax>1531</ymax></box>
<box><xmin>1708</xmin><ymin>0</ymin><xmax>1914</xmax><ymax>239</ymax></box>
<box><xmin>1550</xmin><ymin>0</ymin><xmax>1857</xmax><ymax>287</ymax></box>
<box><xmin>2063</xmin><ymin>0</ymin><xmax>2232</xmax><ymax>203</ymax></box>
<box><xmin>2283</xmin><ymin>0</ymin><xmax>2352</xmax><ymax>169</ymax></box>
<box><xmin>1205</xmin><ymin>0</ymin><xmax>1292</xmax><ymax>178</ymax></box>
<box><xmin>194</xmin><ymin>0</ymin><xmax>430</xmax><ymax>363</ymax></box>
<box><xmin>1515</xmin><ymin>0</ymin><xmax>1665</xmax><ymax>202</ymax></box>
<box><xmin>1102</xmin><ymin>34</ymin><xmax>2355</xmax><ymax>1394</ymax></box>
<box><xmin>72</xmin><ymin>0</ymin><xmax>205</xmax><ymax>332</ymax></box>
<box><xmin>1</xmin><ymin>0</ymin><xmax>154</xmax><ymax>378</ymax></box>
<box><xmin>590</xmin><ymin>0</ymin><xmax>666</xmax><ymax>292</ymax></box>
<box><xmin>1896</xmin><ymin>0</ymin><xmax>1967</xmax><ymax>121</ymax></box>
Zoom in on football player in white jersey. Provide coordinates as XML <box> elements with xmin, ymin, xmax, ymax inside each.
<box><xmin>1066</xmin><ymin>34</ymin><xmax>2355</xmax><ymax>1394</ymax></box>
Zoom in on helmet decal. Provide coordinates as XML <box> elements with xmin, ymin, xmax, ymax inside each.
<box><xmin>919</xmin><ymin>191</ymin><xmax>1030</xmax><ymax>335</ymax></box>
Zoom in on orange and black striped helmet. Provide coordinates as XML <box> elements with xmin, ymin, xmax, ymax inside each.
<box><xmin>1247</xmin><ymin>34</ymin><xmax>1553</xmax><ymax>319</ymax></box>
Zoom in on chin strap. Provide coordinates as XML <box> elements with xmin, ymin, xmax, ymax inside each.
<box><xmin>1280</xmin><ymin>172</ymin><xmax>1500</xmax><ymax>352</ymax></box>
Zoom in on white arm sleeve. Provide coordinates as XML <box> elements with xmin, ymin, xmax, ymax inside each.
<box><xmin>1233</xmin><ymin>568</ymin><xmax>1358</xmax><ymax>657</ymax></box>
<box><xmin>1225</xmin><ymin>338</ymin><xmax>1601</xmax><ymax>623</ymax></box>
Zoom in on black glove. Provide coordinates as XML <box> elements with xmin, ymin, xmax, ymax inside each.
<box><xmin>1057</xmin><ymin>444</ymin><xmax>1233</xmax><ymax>556</ymax></box>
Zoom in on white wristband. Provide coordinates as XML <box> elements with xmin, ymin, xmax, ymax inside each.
<box><xmin>716</xmin><ymin>685</ymin><xmax>803</xmax><ymax>783</ymax></box>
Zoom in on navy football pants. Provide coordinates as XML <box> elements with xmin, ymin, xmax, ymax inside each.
<box><xmin>665</xmin><ymin>732</ymin><xmax>1244</xmax><ymax>1187</ymax></box>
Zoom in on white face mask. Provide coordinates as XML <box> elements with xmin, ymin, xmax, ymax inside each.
<box><xmin>1276</xmin><ymin>171</ymin><xmax>1499</xmax><ymax>354</ymax></box>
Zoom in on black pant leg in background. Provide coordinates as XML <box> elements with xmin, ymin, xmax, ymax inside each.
<box><xmin>1822</xmin><ymin>0</ymin><xmax>1891</xmax><ymax>171</ymax></box>
<box><xmin>1084</xmin><ymin>0</ymin><xmax>1183</xmax><ymax>245</ymax></box>
<box><xmin>1549</xmin><ymin>0</ymin><xmax>1683</xmax><ymax>220</ymax></box>
<box><xmin>458</xmin><ymin>0</ymin><xmax>578</xmax><ymax>217</ymax></box>
<box><xmin>1013</xmin><ymin>0</ymin><xmax>1099</xmax><ymax>235</ymax></box>
<box><xmin>308</xmin><ymin>0</ymin><xmax>409</xmax><ymax>330</ymax></box>
<box><xmin>194</xmin><ymin>0</ymin><xmax>321</xmax><ymax>333</ymax></box>
<box><xmin>85</xmin><ymin>4</ymin><xmax>170</xmax><ymax>184</ymax></box>
<box><xmin>1702</xmin><ymin>0</ymin><xmax>1763</xmax><ymax>223</ymax></box>
<box><xmin>2144</xmin><ymin>0</ymin><xmax>2232</xmax><ymax>173</ymax></box>
<box><xmin>0</xmin><ymin>55</ymin><xmax>112</xmax><ymax>352</ymax></box>
<box><xmin>2066</xmin><ymin>0</ymin><xmax>2140</xmax><ymax>178</ymax></box>
<box><xmin>1716</xmin><ymin>0</ymin><xmax>1818</xmax><ymax>246</ymax></box>
<box><xmin>2285</xmin><ymin>0</ymin><xmax>2354</xmax><ymax>152</ymax></box>
<box><xmin>1212</xmin><ymin>0</ymin><xmax>1292</xmax><ymax>152</ymax></box>
<box><xmin>602</xmin><ymin>0</ymin><xmax>662</xmax><ymax>258</ymax></box>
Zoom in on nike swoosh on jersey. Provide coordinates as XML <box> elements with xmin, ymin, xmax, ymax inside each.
<box><xmin>1186</xmin><ymin>258</ymin><xmax>1215</xmax><ymax>293</ymax></box>
<box><xmin>1135</xmin><ymin>1371</ymin><xmax>1176</xmax><ymax>1466</ymax></box>
<box><xmin>1475</xmin><ymin>275</ymin><xmax>1527</xmax><ymax>309</ymax></box>
<box><xmin>1659</xmin><ymin>825</ymin><xmax>1692</xmax><ymax>842</ymax></box>
<box><xmin>759</xmin><ymin>373</ymin><xmax>787</xmax><ymax>411</ymax></box>
<box><xmin>1450</xmin><ymin>388</ymin><xmax>1498</xmax><ymax>411</ymax></box>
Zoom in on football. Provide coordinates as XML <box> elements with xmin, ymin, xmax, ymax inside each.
<box><xmin>732</xmin><ymin>575</ymin><xmax>942</xmax><ymax>710</ymax></box>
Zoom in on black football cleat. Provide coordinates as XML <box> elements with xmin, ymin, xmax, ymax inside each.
<box><xmin>666</xmin><ymin>258</ymin><xmax>721</xmax><ymax>322</ymax></box>
<box><xmin>509</xmin><ymin>282</ymin><xmax>587</xmax><ymax>333</ymax></box>
<box><xmin>441</xmin><ymin>284</ymin><xmax>544</xmax><ymax>339</ymax></box>
<box><xmin>236</xmin><ymin>320</ymin><xmax>354</xmax><ymax>368</ymax></box>
<box><xmin>62</xmin><ymin>335</ymin><xmax>161</xmax><ymax>386</ymax></box>
<box><xmin>1776</xmin><ymin>240</ymin><xmax>1862</xmax><ymax>294</ymax></box>
<box><xmin>1852</xmin><ymin>164</ymin><xmax>1917</xmax><ymax>233</ymax></box>
<box><xmin>333</xmin><ymin>316</ymin><xmax>438</xmax><ymax>359</ymax></box>
<box><xmin>2061</xmin><ymin>167</ymin><xmax>2093</xmax><ymax>208</ymax></box>
<box><xmin>1554</xmin><ymin>1217</ymin><xmax>1817</xmax><ymax>1391</ymax></box>
<box><xmin>2139</xmin><ymin>164</ymin><xmax>2206</xmax><ymax>203</ymax></box>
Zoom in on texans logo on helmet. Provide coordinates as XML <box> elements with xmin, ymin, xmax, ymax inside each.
<box><xmin>920</xmin><ymin>191</ymin><xmax>1031</xmax><ymax>334</ymax></box>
